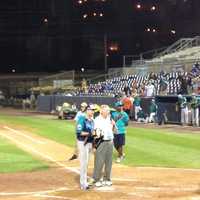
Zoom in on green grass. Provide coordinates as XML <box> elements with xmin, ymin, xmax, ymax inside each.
<box><xmin>1</xmin><ymin>114</ymin><xmax>200</xmax><ymax>169</ymax></box>
<box><xmin>0</xmin><ymin>115</ymin><xmax>76</xmax><ymax>147</ymax></box>
<box><xmin>0</xmin><ymin>137</ymin><xmax>48</xmax><ymax>173</ymax></box>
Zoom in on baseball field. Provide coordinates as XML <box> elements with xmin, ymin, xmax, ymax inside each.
<box><xmin>1</xmin><ymin>108</ymin><xmax>200</xmax><ymax>200</ymax></box>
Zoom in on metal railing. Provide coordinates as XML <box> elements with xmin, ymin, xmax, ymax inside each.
<box><xmin>156</xmin><ymin>36</ymin><xmax>200</xmax><ymax>57</ymax></box>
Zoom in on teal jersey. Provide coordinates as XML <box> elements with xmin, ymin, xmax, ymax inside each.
<box><xmin>74</xmin><ymin>111</ymin><xmax>85</xmax><ymax>122</ymax></box>
<box><xmin>178</xmin><ymin>97</ymin><xmax>187</xmax><ymax>109</ymax></box>
<box><xmin>191</xmin><ymin>97</ymin><xmax>200</xmax><ymax>109</ymax></box>
<box><xmin>111</xmin><ymin>111</ymin><xmax>129</xmax><ymax>134</ymax></box>
<box><xmin>76</xmin><ymin>115</ymin><xmax>85</xmax><ymax>133</ymax></box>
<box><xmin>149</xmin><ymin>103</ymin><xmax>157</xmax><ymax>113</ymax></box>
<box><xmin>134</xmin><ymin>97</ymin><xmax>141</xmax><ymax>107</ymax></box>
<box><xmin>76</xmin><ymin>116</ymin><xmax>94</xmax><ymax>142</ymax></box>
<box><xmin>137</xmin><ymin>110</ymin><xmax>146</xmax><ymax>119</ymax></box>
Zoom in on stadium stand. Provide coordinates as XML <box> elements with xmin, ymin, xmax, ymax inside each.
<box><xmin>85</xmin><ymin>65</ymin><xmax>200</xmax><ymax>97</ymax></box>
<box><xmin>86</xmin><ymin>36</ymin><xmax>200</xmax><ymax>97</ymax></box>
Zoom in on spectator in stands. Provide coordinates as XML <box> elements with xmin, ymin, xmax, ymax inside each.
<box><xmin>133</xmin><ymin>94</ymin><xmax>141</xmax><ymax>121</ymax></box>
<box><xmin>149</xmin><ymin>72</ymin><xmax>157</xmax><ymax>81</ymax></box>
<box><xmin>81</xmin><ymin>78</ymin><xmax>87</xmax><ymax>93</ymax></box>
<box><xmin>178</xmin><ymin>75</ymin><xmax>188</xmax><ymax>95</ymax></box>
<box><xmin>177</xmin><ymin>94</ymin><xmax>188</xmax><ymax>125</ymax></box>
<box><xmin>138</xmin><ymin>83</ymin><xmax>146</xmax><ymax>97</ymax></box>
<box><xmin>190</xmin><ymin>62</ymin><xmax>200</xmax><ymax>77</ymax></box>
<box><xmin>131</xmin><ymin>80</ymin><xmax>137</xmax><ymax>95</ymax></box>
<box><xmin>123</xmin><ymin>83</ymin><xmax>131</xmax><ymax>96</ymax></box>
<box><xmin>190</xmin><ymin>93</ymin><xmax>200</xmax><ymax>127</ymax></box>
<box><xmin>145</xmin><ymin>81</ymin><xmax>155</xmax><ymax>97</ymax></box>
<box><xmin>159</xmin><ymin>76</ymin><xmax>168</xmax><ymax>95</ymax></box>
<box><xmin>148</xmin><ymin>99</ymin><xmax>158</xmax><ymax>123</ymax></box>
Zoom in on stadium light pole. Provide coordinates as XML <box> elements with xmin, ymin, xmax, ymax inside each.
<box><xmin>104</xmin><ymin>33</ymin><xmax>108</xmax><ymax>76</ymax></box>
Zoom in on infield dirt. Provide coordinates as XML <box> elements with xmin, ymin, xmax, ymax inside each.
<box><xmin>0</xmin><ymin>108</ymin><xmax>200</xmax><ymax>200</ymax></box>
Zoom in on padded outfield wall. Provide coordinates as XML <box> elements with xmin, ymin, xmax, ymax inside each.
<box><xmin>35</xmin><ymin>95</ymin><xmax>199</xmax><ymax>124</ymax></box>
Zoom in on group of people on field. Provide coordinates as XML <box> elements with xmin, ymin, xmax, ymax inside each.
<box><xmin>120</xmin><ymin>91</ymin><xmax>200</xmax><ymax>127</ymax></box>
<box><xmin>176</xmin><ymin>93</ymin><xmax>200</xmax><ymax>126</ymax></box>
<box><xmin>69</xmin><ymin>101</ymin><xmax>129</xmax><ymax>190</ymax></box>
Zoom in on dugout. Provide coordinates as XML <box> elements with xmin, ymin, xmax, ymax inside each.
<box><xmin>37</xmin><ymin>95</ymin><xmax>197</xmax><ymax>124</ymax></box>
<box><xmin>37</xmin><ymin>95</ymin><xmax>118</xmax><ymax>113</ymax></box>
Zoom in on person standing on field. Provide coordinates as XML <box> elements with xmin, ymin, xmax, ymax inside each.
<box><xmin>177</xmin><ymin>94</ymin><xmax>188</xmax><ymax>125</ymax></box>
<box><xmin>91</xmin><ymin>105</ymin><xmax>115</xmax><ymax>187</ymax></box>
<box><xmin>76</xmin><ymin>105</ymin><xmax>95</xmax><ymax>190</ymax></box>
<box><xmin>148</xmin><ymin>99</ymin><xmax>158</xmax><ymax>123</ymax></box>
<box><xmin>68</xmin><ymin>102</ymin><xmax>88</xmax><ymax>161</ymax></box>
<box><xmin>190</xmin><ymin>93</ymin><xmax>200</xmax><ymax>127</ymax></box>
<box><xmin>111</xmin><ymin>102</ymin><xmax>129</xmax><ymax>163</ymax></box>
<box><xmin>133</xmin><ymin>94</ymin><xmax>141</xmax><ymax>121</ymax></box>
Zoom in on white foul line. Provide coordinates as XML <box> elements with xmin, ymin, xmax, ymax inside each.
<box><xmin>3</xmin><ymin>126</ymin><xmax>46</xmax><ymax>144</ymax></box>
<box><xmin>0</xmin><ymin>132</ymin><xmax>80</xmax><ymax>175</ymax></box>
<box><xmin>0</xmin><ymin>187</ymin><xmax>68</xmax><ymax>196</ymax></box>
<box><xmin>34</xmin><ymin>194</ymin><xmax>75</xmax><ymax>200</ymax></box>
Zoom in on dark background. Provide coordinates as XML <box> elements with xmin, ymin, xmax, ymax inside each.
<box><xmin>0</xmin><ymin>0</ymin><xmax>200</xmax><ymax>73</ymax></box>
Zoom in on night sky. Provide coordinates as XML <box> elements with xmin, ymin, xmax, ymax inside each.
<box><xmin>0</xmin><ymin>0</ymin><xmax>200</xmax><ymax>73</ymax></box>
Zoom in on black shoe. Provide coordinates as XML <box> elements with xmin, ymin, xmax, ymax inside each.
<box><xmin>68</xmin><ymin>154</ymin><xmax>77</xmax><ymax>161</ymax></box>
<box><xmin>81</xmin><ymin>185</ymin><xmax>90</xmax><ymax>190</ymax></box>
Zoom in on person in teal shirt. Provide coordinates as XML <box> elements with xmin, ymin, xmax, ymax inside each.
<box><xmin>68</xmin><ymin>102</ymin><xmax>87</xmax><ymax>161</ymax></box>
<box><xmin>76</xmin><ymin>105</ymin><xmax>95</xmax><ymax>190</ymax></box>
<box><xmin>111</xmin><ymin>101</ymin><xmax>129</xmax><ymax>163</ymax></box>
<box><xmin>148</xmin><ymin>99</ymin><xmax>158</xmax><ymax>123</ymax></box>
<box><xmin>133</xmin><ymin>94</ymin><xmax>141</xmax><ymax>121</ymax></box>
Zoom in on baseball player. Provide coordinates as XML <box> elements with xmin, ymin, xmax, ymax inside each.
<box><xmin>190</xmin><ymin>93</ymin><xmax>200</xmax><ymax>126</ymax></box>
<box><xmin>133</xmin><ymin>94</ymin><xmax>141</xmax><ymax>121</ymax></box>
<box><xmin>177</xmin><ymin>94</ymin><xmax>188</xmax><ymax>125</ymax></box>
<box><xmin>148</xmin><ymin>99</ymin><xmax>158</xmax><ymax>123</ymax></box>
<box><xmin>76</xmin><ymin>105</ymin><xmax>95</xmax><ymax>190</ymax></box>
<box><xmin>68</xmin><ymin>102</ymin><xmax>87</xmax><ymax>161</ymax></box>
<box><xmin>111</xmin><ymin>101</ymin><xmax>129</xmax><ymax>163</ymax></box>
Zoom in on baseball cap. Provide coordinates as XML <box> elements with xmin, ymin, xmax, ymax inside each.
<box><xmin>81</xmin><ymin>102</ymin><xmax>87</xmax><ymax>107</ymax></box>
<box><xmin>178</xmin><ymin>94</ymin><xmax>182</xmax><ymax>98</ymax></box>
<box><xmin>114</xmin><ymin>101</ymin><xmax>123</xmax><ymax>107</ymax></box>
<box><xmin>87</xmin><ymin>104</ymin><xmax>96</xmax><ymax>110</ymax></box>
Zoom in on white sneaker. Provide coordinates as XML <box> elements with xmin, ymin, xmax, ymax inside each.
<box><xmin>88</xmin><ymin>178</ymin><xmax>95</xmax><ymax>186</ymax></box>
<box><xmin>104</xmin><ymin>180</ymin><xmax>112</xmax><ymax>186</ymax></box>
<box><xmin>120</xmin><ymin>155</ymin><xmax>125</xmax><ymax>161</ymax></box>
<box><xmin>95</xmin><ymin>181</ymin><xmax>103</xmax><ymax>187</ymax></box>
<box><xmin>116</xmin><ymin>157</ymin><xmax>121</xmax><ymax>163</ymax></box>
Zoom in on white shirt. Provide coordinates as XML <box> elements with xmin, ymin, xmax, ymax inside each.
<box><xmin>94</xmin><ymin>115</ymin><xmax>114</xmax><ymax>140</ymax></box>
<box><xmin>145</xmin><ymin>84</ymin><xmax>155</xmax><ymax>97</ymax></box>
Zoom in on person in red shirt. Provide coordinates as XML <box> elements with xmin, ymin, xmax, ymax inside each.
<box><xmin>122</xmin><ymin>95</ymin><xmax>133</xmax><ymax>116</ymax></box>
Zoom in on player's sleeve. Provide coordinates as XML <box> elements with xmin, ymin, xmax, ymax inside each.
<box><xmin>76</xmin><ymin>117</ymin><xmax>84</xmax><ymax>135</ymax></box>
<box><xmin>122</xmin><ymin>112</ymin><xmax>129</xmax><ymax>126</ymax></box>
<box><xmin>74</xmin><ymin>111</ymin><xmax>80</xmax><ymax>122</ymax></box>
